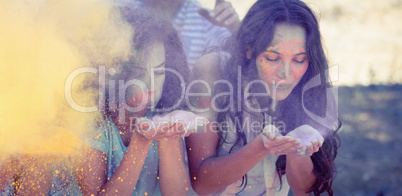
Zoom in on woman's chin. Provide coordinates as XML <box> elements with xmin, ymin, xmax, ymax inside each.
<box><xmin>271</xmin><ymin>90</ymin><xmax>291</xmax><ymax>101</ymax></box>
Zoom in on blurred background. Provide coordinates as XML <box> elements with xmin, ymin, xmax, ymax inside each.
<box><xmin>199</xmin><ymin>0</ymin><xmax>402</xmax><ymax>195</ymax></box>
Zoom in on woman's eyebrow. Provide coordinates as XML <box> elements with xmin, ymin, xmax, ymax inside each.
<box><xmin>153</xmin><ymin>61</ymin><xmax>166</xmax><ymax>68</ymax></box>
<box><xmin>295</xmin><ymin>52</ymin><xmax>306</xmax><ymax>56</ymax></box>
<box><xmin>264</xmin><ymin>50</ymin><xmax>306</xmax><ymax>56</ymax></box>
<box><xmin>265</xmin><ymin>49</ymin><xmax>280</xmax><ymax>54</ymax></box>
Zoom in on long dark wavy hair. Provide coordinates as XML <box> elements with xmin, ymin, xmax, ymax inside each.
<box><xmin>215</xmin><ymin>0</ymin><xmax>341</xmax><ymax>195</ymax></box>
<box><xmin>102</xmin><ymin>8</ymin><xmax>189</xmax><ymax>119</ymax></box>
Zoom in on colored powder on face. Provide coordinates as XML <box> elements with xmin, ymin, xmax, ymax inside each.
<box><xmin>0</xmin><ymin>0</ymin><xmax>133</xmax><ymax>158</ymax></box>
<box><xmin>265</xmin><ymin>45</ymin><xmax>280</xmax><ymax>52</ymax></box>
<box><xmin>256</xmin><ymin>54</ymin><xmax>272</xmax><ymax>80</ymax></box>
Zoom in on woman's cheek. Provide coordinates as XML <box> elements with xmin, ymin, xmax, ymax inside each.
<box><xmin>257</xmin><ymin>57</ymin><xmax>274</xmax><ymax>82</ymax></box>
<box><xmin>263</xmin><ymin>71</ymin><xmax>272</xmax><ymax>83</ymax></box>
<box><xmin>292</xmin><ymin>62</ymin><xmax>309</xmax><ymax>82</ymax></box>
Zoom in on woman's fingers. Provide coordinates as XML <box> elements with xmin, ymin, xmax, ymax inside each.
<box><xmin>312</xmin><ymin>139</ymin><xmax>321</xmax><ymax>153</ymax></box>
<box><xmin>198</xmin><ymin>0</ymin><xmax>240</xmax><ymax>34</ymax></box>
<box><xmin>319</xmin><ymin>137</ymin><xmax>324</xmax><ymax>147</ymax></box>
<box><xmin>273</xmin><ymin>138</ymin><xmax>302</xmax><ymax>154</ymax></box>
<box><xmin>263</xmin><ymin>136</ymin><xmax>291</xmax><ymax>146</ymax></box>
<box><xmin>272</xmin><ymin>142</ymin><xmax>300</xmax><ymax>155</ymax></box>
<box><xmin>165</xmin><ymin>123</ymin><xmax>185</xmax><ymax>138</ymax></box>
<box><xmin>150</xmin><ymin>123</ymin><xmax>174</xmax><ymax>140</ymax></box>
<box><xmin>150</xmin><ymin>123</ymin><xmax>187</xmax><ymax>140</ymax></box>
<box><xmin>306</xmin><ymin>144</ymin><xmax>314</xmax><ymax>156</ymax></box>
<box><xmin>210</xmin><ymin>1</ymin><xmax>232</xmax><ymax>18</ymax></box>
<box><xmin>262</xmin><ymin>136</ymin><xmax>301</xmax><ymax>155</ymax></box>
<box><xmin>223</xmin><ymin>14</ymin><xmax>239</xmax><ymax>26</ymax></box>
<box><xmin>273</xmin><ymin>136</ymin><xmax>298</xmax><ymax>143</ymax></box>
<box><xmin>305</xmin><ymin>139</ymin><xmax>321</xmax><ymax>156</ymax></box>
<box><xmin>296</xmin><ymin>146</ymin><xmax>307</xmax><ymax>156</ymax></box>
<box><xmin>261</xmin><ymin>131</ymin><xmax>324</xmax><ymax>156</ymax></box>
<box><xmin>137</xmin><ymin>122</ymin><xmax>169</xmax><ymax>140</ymax></box>
<box><xmin>215</xmin><ymin>6</ymin><xmax>236</xmax><ymax>23</ymax></box>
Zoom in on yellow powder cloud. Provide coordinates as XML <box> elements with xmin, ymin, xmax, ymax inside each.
<box><xmin>0</xmin><ymin>0</ymin><xmax>133</xmax><ymax>157</ymax></box>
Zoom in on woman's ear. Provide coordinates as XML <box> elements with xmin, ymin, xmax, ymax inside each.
<box><xmin>246</xmin><ymin>48</ymin><xmax>251</xmax><ymax>59</ymax></box>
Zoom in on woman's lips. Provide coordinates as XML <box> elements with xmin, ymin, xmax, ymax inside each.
<box><xmin>268</xmin><ymin>83</ymin><xmax>292</xmax><ymax>90</ymax></box>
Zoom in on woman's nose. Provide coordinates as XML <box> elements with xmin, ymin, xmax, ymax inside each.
<box><xmin>276</xmin><ymin>62</ymin><xmax>291</xmax><ymax>79</ymax></box>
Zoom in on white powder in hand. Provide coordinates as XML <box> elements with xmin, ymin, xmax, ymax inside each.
<box><xmin>135</xmin><ymin>110</ymin><xmax>210</xmax><ymax>136</ymax></box>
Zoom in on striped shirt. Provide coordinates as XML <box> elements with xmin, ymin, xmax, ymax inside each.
<box><xmin>114</xmin><ymin>0</ymin><xmax>231</xmax><ymax>69</ymax></box>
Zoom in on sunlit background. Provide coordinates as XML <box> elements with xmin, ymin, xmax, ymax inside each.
<box><xmin>199</xmin><ymin>0</ymin><xmax>402</xmax><ymax>195</ymax></box>
<box><xmin>201</xmin><ymin>0</ymin><xmax>402</xmax><ymax>86</ymax></box>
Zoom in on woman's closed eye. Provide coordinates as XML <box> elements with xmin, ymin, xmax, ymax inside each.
<box><xmin>152</xmin><ymin>62</ymin><xmax>166</xmax><ymax>75</ymax></box>
<box><xmin>293</xmin><ymin>58</ymin><xmax>305</xmax><ymax>64</ymax></box>
<box><xmin>154</xmin><ymin>70</ymin><xmax>165</xmax><ymax>75</ymax></box>
<box><xmin>265</xmin><ymin>55</ymin><xmax>280</xmax><ymax>62</ymax></box>
<box><xmin>293</xmin><ymin>56</ymin><xmax>306</xmax><ymax>64</ymax></box>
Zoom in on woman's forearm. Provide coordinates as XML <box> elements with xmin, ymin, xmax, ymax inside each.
<box><xmin>158</xmin><ymin>137</ymin><xmax>190</xmax><ymax>195</ymax></box>
<box><xmin>192</xmin><ymin>136</ymin><xmax>269</xmax><ymax>195</ymax></box>
<box><xmin>14</xmin><ymin>158</ymin><xmax>52</xmax><ymax>195</ymax></box>
<box><xmin>286</xmin><ymin>154</ymin><xmax>316</xmax><ymax>196</ymax></box>
<box><xmin>96</xmin><ymin>135</ymin><xmax>153</xmax><ymax>196</ymax></box>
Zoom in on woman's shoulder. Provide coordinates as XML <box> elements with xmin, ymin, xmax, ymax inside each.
<box><xmin>193</xmin><ymin>53</ymin><xmax>220</xmax><ymax>73</ymax></box>
<box><xmin>193</xmin><ymin>51</ymin><xmax>231</xmax><ymax>78</ymax></box>
<box><xmin>83</xmin><ymin>116</ymin><xmax>118</xmax><ymax>154</ymax></box>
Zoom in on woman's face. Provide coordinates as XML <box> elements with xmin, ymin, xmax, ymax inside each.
<box><xmin>122</xmin><ymin>42</ymin><xmax>166</xmax><ymax>111</ymax></box>
<box><xmin>256</xmin><ymin>24</ymin><xmax>308</xmax><ymax>101</ymax></box>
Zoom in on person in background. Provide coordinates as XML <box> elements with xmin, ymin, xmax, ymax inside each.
<box><xmin>186</xmin><ymin>0</ymin><xmax>341</xmax><ymax>195</ymax></box>
<box><xmin>115</xmin><ymin>0</ymin><xmax>241</xmax><ymax>69</ymax></box>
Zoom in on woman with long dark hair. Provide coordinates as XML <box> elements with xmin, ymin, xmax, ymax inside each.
<box><xmin>186</xmin><ymin>0</ymin><xmax>340</xmax><ymax>195</ymax></box>
<box><xmin>75</xmin><ymin>9</ymin><xmax>192</xmax><ymax>195</ymax></box>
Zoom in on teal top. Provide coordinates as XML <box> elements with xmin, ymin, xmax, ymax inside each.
<box><xmin>2</xmin><ymin>116</ymin><xmax>161</xmax><ymax>196</ymax></box>
<box><xmin>87</xmin><ymin>116</ymin><xmax>160</xmax><ymax>195</ymax></box>
<box><xmin>49</xmin><ymin>115</ymin><xmax>160</xmax><ymax>196</ymax></box>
